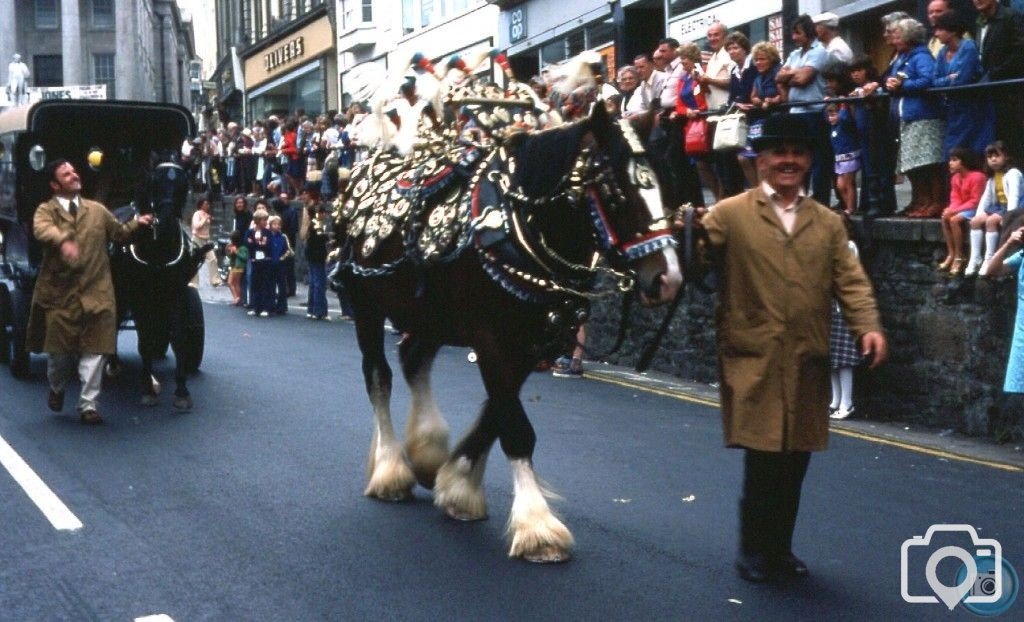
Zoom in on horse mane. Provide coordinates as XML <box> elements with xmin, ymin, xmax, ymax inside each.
<box><xmin>513</xmin><ymin>121</ymin><xmax>588</xmax><ymax>197</ymax></box>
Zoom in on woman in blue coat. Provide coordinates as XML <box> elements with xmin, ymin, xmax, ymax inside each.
<box><xmin>884</xmin><ymin>18</ymin><xmax>946</xmax><ymax>217</ymax></box>
<box><xmin>931</xmin><ymin>12</ymin><xmax>995</xmax><ymax>159</ymax></box>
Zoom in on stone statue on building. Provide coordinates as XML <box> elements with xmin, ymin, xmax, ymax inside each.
<box><xmin>7</xmin><ymin>53</ymin><xmax>31</xmax><ymax>106</ymax></box>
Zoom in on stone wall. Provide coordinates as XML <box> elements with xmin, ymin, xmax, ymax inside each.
<box><xmin>587</xmin><ymin>218</ymin><xmax>1023</xmax><ymax>441</ymax></box>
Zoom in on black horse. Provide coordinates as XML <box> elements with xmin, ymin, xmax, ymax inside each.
<box><xmin>336</xmin><ymin>102</ymin><xmax>682</xmax><ymax>562</ymax></box>
<box><xmin>110</xmin><ymin>151</ymin><xmax>206</xmax><ymax>409</ymax></box>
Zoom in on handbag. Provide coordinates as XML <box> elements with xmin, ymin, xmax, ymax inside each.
<box><xmin>710</xmin><ymin>105</ymin><xmax>749</xmax><ymax>152</ymax></box>
<box><xmin>684</xmin><ymin>117</ymin><xmax>711</xmax><ymax>156</ymax></box>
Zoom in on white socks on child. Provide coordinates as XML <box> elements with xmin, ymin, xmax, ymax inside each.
<box><xmin>979</xmin><ymin>231</ymin><xmax>1000</xmax><ymax>276</ymax></box>
<box><xmin>966</xmin><ymin>230</ymin><xmax>984</xmax><ymax>275</ymax></box>
<box><xmin>830</xmin><ymin>368</ymin><xmax>854</xmax><ymax>419</ymax></box>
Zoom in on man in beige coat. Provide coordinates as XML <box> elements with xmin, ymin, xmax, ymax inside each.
<box><xmin>701</xmin><ymin>114</ymin><xmax>888</xmax><ymax>582</ymax></box>
<box><xmin>27</xmin><ymin>160</ymin><xmax>153</xmax><ymax>424</ymax></box>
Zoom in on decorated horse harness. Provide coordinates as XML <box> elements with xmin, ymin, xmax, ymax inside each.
<box><xmin>332</xmin><ymin>70</ymin><xmax>676</xmax><ymax>346</ymax></box>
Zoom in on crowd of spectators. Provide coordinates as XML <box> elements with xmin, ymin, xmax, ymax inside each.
<box><xmin>534</xmin><ymin>0</ymin><xmax>1024</xmax><ymax>240</ymax></box>
<box><xmin>183</xmin><ymin>101</ymin><xmax>370</xmax><ymax>204</ymax></box>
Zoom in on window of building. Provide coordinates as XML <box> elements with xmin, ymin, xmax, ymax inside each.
<box><xmin>362</xmin><ymin>0</ymin><xmax>372</xmax><ymax>22</ymax></box>
<box><xmin>566</xmin><ymin>30</ymin><xmax>585</xmax><ymax>58</ymax></box>
<box><xmin>540</xmin><ymin>40</ymin><xmax>566</xmax><ymax>66</ymax></box>
<box><xmin>94</xmin><ymin>54</ymin><xmax>115</xmax><ymax>95</ymax></box>
<box><xmin>401</xmin><ymin>0</ymin><xmax>414</xmax><ymax>34</ymax></box>
<box><xmin>420</xmin><ymin>0</ymin><xmax>433</xmax><ymax>28</ymax></box>
<box><xmin>34</xmin><ymin>0</ymin><xmax>58</xmax><ymax>29</ymax></box>
<box><xmin>586</xmin><ymin>21</ymin><xmax>614</xmax><ymax>49</ymax></box>
<box><xmin>92</xmin><ymin>0</ymin><xmax>114</xmax><ymax>28</ymax></box>
<box><xmin>33</xmin><ymin>55</ymin><xmax>62</xmax><ymax>87</ymax></box>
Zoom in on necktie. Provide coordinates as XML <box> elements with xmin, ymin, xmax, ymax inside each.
<box><xmin>69</xmin><ymin>200</ymin><xmax>78</xmax><ymax>218</ymax></box>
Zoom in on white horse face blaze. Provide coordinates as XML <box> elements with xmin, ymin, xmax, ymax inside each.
<box><xmin>629</xmin><ymin>158</ymin><xmax>682</xmax><ymax>305</ymax></box>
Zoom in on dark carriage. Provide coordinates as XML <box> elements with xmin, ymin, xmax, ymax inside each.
<box><xmin>0</xmin><ymin>100</ymin><xmax>203</xmax><ymax>379</ymax></box>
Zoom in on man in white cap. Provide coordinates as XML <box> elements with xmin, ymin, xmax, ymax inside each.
<box><xmin>812</xmin><ymin>12</ymin><xmax>854</xmax><ymax>63</ymax></box>
<box><xmin>7</xmin><ymin>53</ymin><xmax>30</xmax><ymax>105</ymax></box>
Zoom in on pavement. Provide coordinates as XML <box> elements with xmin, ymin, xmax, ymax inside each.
<box><xmin>192</xmin><ymin>266</ymin><xmax>1024</xmax><ymax>475</ymax></box>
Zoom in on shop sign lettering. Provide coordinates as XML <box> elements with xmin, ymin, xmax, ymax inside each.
<box><xmin>264</xmin><ymin>36</ymin><xmax>305</xmax><ymax>72</ymax></box>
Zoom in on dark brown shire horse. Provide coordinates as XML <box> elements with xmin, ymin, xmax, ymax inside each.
<box><xmin>335</xmin><ymin>103</ymin><xmax>682</xmax><ymax>562</ymax></box>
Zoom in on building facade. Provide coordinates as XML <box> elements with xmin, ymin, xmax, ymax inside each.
<box><xmin>0</xmin><ymin>0</ymin><xmax>195</xmax><ymax>106</ymax></box>
<box><xmin>337</xmin><ymin>0</ymin><xmax>500</xmax><ymax>113</ymax></box>
<box><xmin>207</xmin><ymin>0</ymin><xmax>338</xmax><ymax>124</ymax></box>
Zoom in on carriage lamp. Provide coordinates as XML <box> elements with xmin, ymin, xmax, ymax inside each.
<box><xmin>28</xmin><ymin>145</ymin><xmax>46</xmax><ymax>171</ymax></box>
<box><xmin>87</xmin><ymin>148</ymin><xmax>104</xmax><ymax>170</ymax></box>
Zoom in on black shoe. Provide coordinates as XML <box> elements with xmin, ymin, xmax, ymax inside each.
<box><xmin>736</xmin><ymin>553</ymin><xmax>771</xmax><ymax>583</ymax></box>
<box><xmin>775</xmin><ymin>552</ymin><xmax>809</xmax><ymax>578</ymax></box>
<box><xmin>47</xmin><ymin>389</ymin><xmax>65</xmax><ymax>412</ymax></box>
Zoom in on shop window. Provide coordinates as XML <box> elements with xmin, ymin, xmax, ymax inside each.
<box><xmin>33</xmin><ymin>55</ymin><xmax>62</xmax><ymax>87</ymax></box>
<box><xmin>93</xmin><ymin>54</ymin><xmax>116</xmax><ymax>96</ymax></box>
<box><xmin>566</xmin><ymin>30</ymin><xmax>585</xmax><ymax>58</ymax></box>
<box><xmin>586</xmin><ymin>21</ymin><xmax>615</xmax><ymax>49</ymax></box>
<box><xmin>34</xmin><ymin>0</ymin><xmax>58</xmax><ymax>29</ymax></box>
<box><xmin>540</xmin><ymin>39</ymin><xmax>566</xmax><ymax>66</ymax></box>
<box><xmin>668</xmin><ymin>0</ymin><xmax>704</xmax><ymax>20</ymax></box>
<box><xmin>92</xmin><ymin>0</ymin><xmax>114</xmax><ymax>29</ymax></box>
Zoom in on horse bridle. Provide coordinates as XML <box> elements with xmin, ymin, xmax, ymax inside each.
<box><xmin>128</xmin><ymin>160</ymin><xmax>189</xmax><ymax>268</ymax></box>
<box><xmin>500</xmin><ymin>119</ymin><xmax>676</xmax><ymax>298</ymax></box>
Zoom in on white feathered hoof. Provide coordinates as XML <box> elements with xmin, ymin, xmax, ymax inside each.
<box><xmin>508</xmin><ymin>515</ymin><xmax>574</xmax><ymax>563</ymax></box>
<box><xmin>405</xmin><ymin>429</ymin><xmax>449</xmax><ymax>489</ymax></box>
<box><xmin>173</xmin><ymin>394</ymin><xmax>193</xmax><ymax>410</ymax></box>
<box><xmin>140</xmin><ymin>393</ymin><xmax>159</xmax><ymax>407</ymax></box>
<box><xmin>434</xmin><ymin>458</ymin><xmax>487</xmax><ymax>521</ymax></box>
<box><xmin>364</xmin><ymin>450</ymin><xmax>416</xmax><ymax>502</ymax></box>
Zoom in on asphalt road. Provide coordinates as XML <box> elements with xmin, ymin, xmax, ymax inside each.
<box><xmin>1</xmin><ymin>298</ymin><xmax>1022</xmax><ymax>621</ymax></box>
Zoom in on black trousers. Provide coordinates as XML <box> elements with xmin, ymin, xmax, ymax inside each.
<box><xmin>739</xmin><ymin>448</ymin><xmax>811</xmax><ymax>558</ymax></box>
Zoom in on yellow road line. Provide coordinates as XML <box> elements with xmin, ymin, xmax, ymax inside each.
<box><xmin>584</xmin><ymin>371</ymin><xmax>1024</xmax><ymax>473</ymax></box>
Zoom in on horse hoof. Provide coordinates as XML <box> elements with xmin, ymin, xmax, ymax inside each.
<box><xmin>522</xmin><ymin>545</ymin><xmax>571</xmax><ymax>564</ymax></box>
<box><xmin>141</xmin><ymin>394</ymin><xmax>159</xmax><ymax>407</ymax></box>
<box><xmin>173</xmin><ymin>395</ymin><xmax>193</xmax><ymax>410</ymax></box>
<box><xmin>364</xmin><ymin>488</ymin><xmax>413</xmax><ymax>503</ymax></box>
<box><xmin>150</xmin><ymin>375</ymin><xmax>162</xmax><ymax>395</ymax></box>
<box><xmin>444</xmin><ymin>505</ymin><xmax>487</xmax><ymax>522</ymax></box>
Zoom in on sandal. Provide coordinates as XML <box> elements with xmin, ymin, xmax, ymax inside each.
<box><xmin>949</xmin><ymin>257</ymin><xmax>966</xmax><ymax>276</ymax></box>
<box><xmin>937</xmin><ymin>255</ymin><xmax>953</xmax><ymax>271</ymax></box>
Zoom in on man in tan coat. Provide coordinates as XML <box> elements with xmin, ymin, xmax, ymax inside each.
<box><xmin>28</xmin><ymin>160</ymin><xmax>153</xmax><ymax>424</ymax></box>
<box><xmin>701</xmin><ymin>114</ymin><xmax>888</xmax><ymax>582</ymax></box>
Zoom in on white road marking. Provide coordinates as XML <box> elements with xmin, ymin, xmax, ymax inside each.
<box><xmin>135</xmin><ymin>615</ymin><xmax>175</xmax><ymax>622</ymax></box>
<box><xmin>0</xmin><ymin>433</ymin><xmax>83</xmax><ymax>531</ymax></box>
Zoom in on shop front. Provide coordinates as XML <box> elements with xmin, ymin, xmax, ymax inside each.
<box><xmin>243</xmin><ymin>13</ymin><xmax>338</xmax><ymax>122</ymax></box>
<box><xmin>668</xmin><ymin>0</ymin><xmax>784</xmax><ymax>51</ymax></box>
<box><xmin>498</xmin><ymin>0</ymin><xmax>665</xmax><ymax>80</ymax></box>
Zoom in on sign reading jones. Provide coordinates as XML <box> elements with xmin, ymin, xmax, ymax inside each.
<box><xmin>264</xmin><ymin>36</ymin><xmax>305</xmax><ymax>72</ymax></box>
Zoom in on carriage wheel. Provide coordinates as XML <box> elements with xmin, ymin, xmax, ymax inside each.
<box><xmin>7</xmin><ymin>327</ymin><xmax>29</xmax><ymax>378</ymax></box>
<box><xmin>179</xmin><ymin>286</ymin><xmax>205</xmax><ymax>373</ymax></box>
<box><xmin>0</xmin><ymin>288</ymin><xmax>31</xmax><ymax>378</ymax></box>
